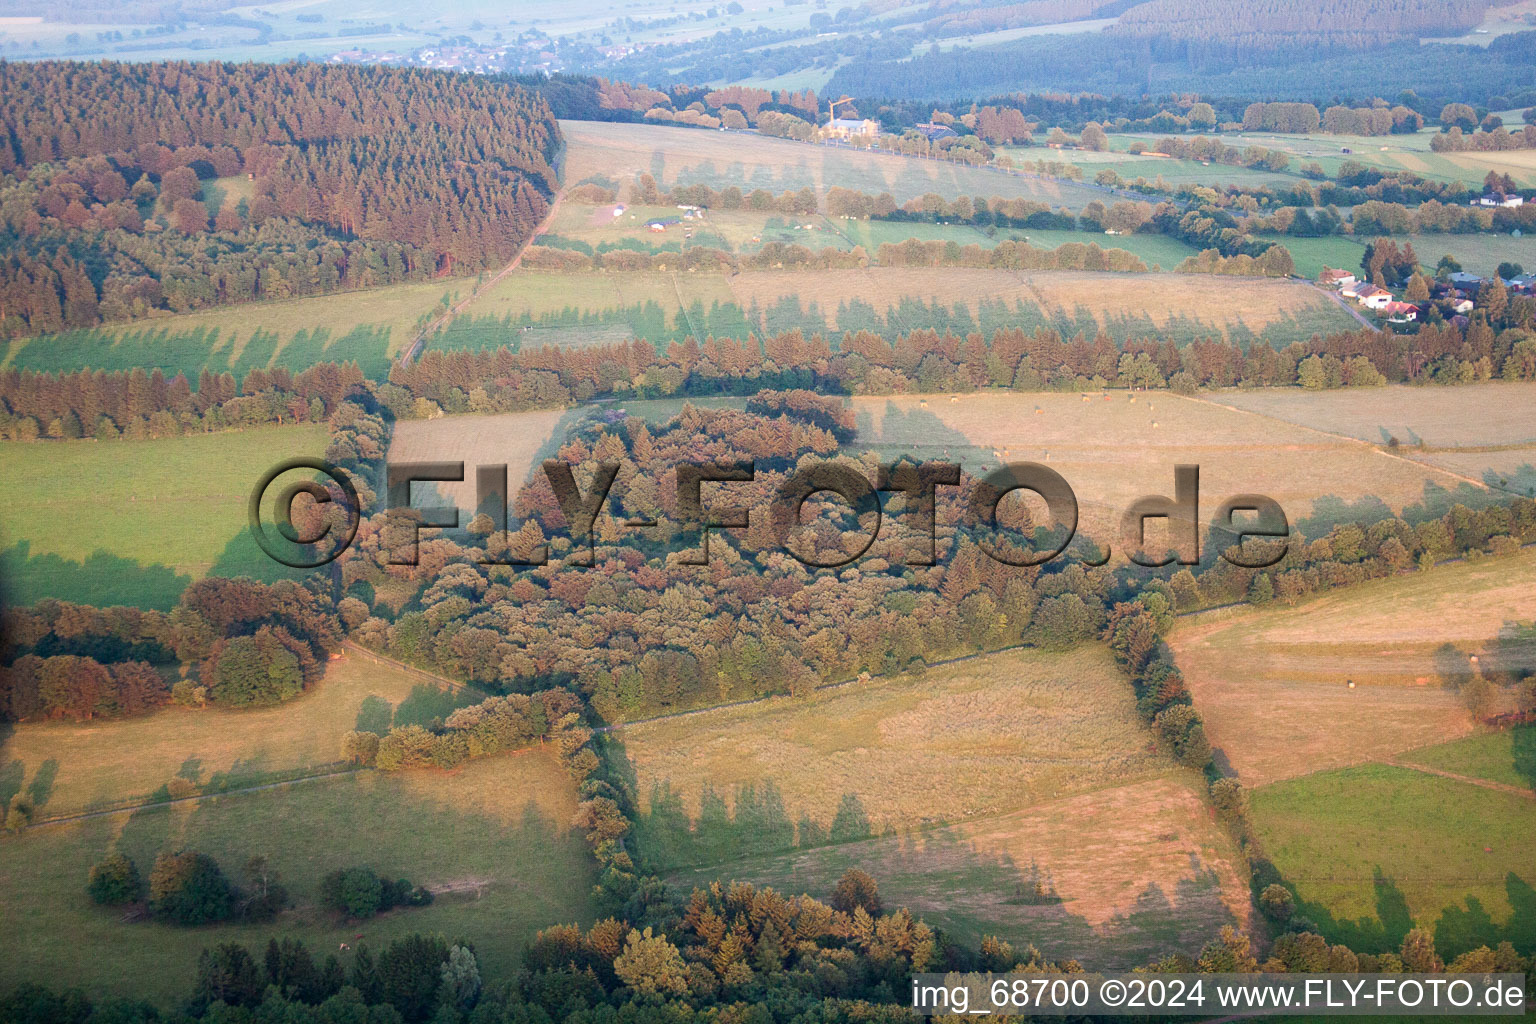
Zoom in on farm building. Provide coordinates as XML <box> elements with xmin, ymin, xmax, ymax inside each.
<box><xmin>826</xmin><ymin>117</ymin><xmax>880</xmax><ymax>139</ymax></box>
<box><xmin>1354</xmin><ymin>285</ymin><xmax>1392</xmax><ymax>309</ymax></box>
<box><xmin>1318</xmin><ymin>267</ymin><xmax>1356</xmax><ymax>288</ymax></box>
<box><xmin>1475</xmin><ymin>193</ymin><xmax>1524</xmax><ymax>208</ymax></box>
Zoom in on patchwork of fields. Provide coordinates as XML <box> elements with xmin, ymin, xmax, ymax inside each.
<box><xmin>1171</xmin><ymin>548</ymin><xmax>1536</xmax><ymax>786</ymax></box>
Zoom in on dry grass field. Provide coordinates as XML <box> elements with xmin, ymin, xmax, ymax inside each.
<box><xmin>1169</xmin><ymin>547</ymin><xmax>1536</xmax><ymax>786</ymax></box>
<box><xmin>0</xmin><ymin>653</ymin><xmax>480</xmax><ymax>819</ymax></box>
<box><xmin>619</xmin><ymin>645</ymin><xmax>1170</xmax><ymax>841</ymax></box>
<box><xmin>666</xmin><ymin>774</ymin><xmax>1250</xmax><ymax>969</ymax></box>
<box><xmin>0</xmin><ymin>751</ymin><xmax>592</xmax><ymax>1003</ymax></box>
<box><xmin>561</xmin><ymin>120</ymin><xmax>1109</xmax><ymax>209</ymax></box>
<box><xmin>0</xmin><ymin>277</ymin><xmax>472</xmax><ymax>380</ymax></box>
<box><xmin>849</xmin><ymin>390</ymin><xmax>1480</xmax><ymax>544</ymax></box>
<box><xmin>386</xmin><ymin>407</ymin><xmax>574</xmax><ymax>512</ymax></box>
<box><xmin>1213</xmin><ymin>382</ymin><xmax>1536</xmax><ymax>448</ymax></box>
<box><xmin>726</xmin><ymin>268</ymin><xmax>1355</xmax><ymax>343</ymax></box>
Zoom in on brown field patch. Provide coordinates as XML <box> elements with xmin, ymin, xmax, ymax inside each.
<box><xmin>725</xmin><ymin>267</ymin><xmax>1349</xmax><ymax>339</ymax></box>
<box><xmin>386</xmin><ymin>407</ymin><xmax>571</xmax><ymax>511</ymax></box>
<box><xmin>561</xmin><ymin>119</ymin><xmax>1108</xmax><ymax>209</ymax></box>
<box><xmin>620</xmin><ymin>645</ymin><xmax>1168</xmax><ymax>835</ymax></box>
<box><xmin>0</xmin><ymin>654</ymin><xmax>472</xmax><ymax>818</ymax></box>
<box><xmin>666</xmin><ymin>775</ymin><xmax>1250</xmax><ymax>969</ymax></box>
<box><xmin>850</xmin><ymin>390</ymin><xmax>1481</xmax><ymax>544</ymax></box>
<box><xmin>1169</xmin><ymin>548</ymin><xmax>1536</xmax><ymax>786</ymax></box>
<box><xmin>1213</xmin><ymin>381</ymin><xmax>1536</xmax><ymax>448</ymax></box>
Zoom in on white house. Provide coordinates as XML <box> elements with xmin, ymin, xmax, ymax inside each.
<box><xmin>1476</xmin><ymin>193</ymin><xmax>1524</xmax><ymax>208</ymax></box>
<box><xmin>1319</xmin><ymin>267</ymin><xmax>1357</xmax><ymax>288</ymax></box>
<box><xmin>1355</xmin><ymin>285</ymin><xmax>1392</xmax><ymax>309</ymax></box>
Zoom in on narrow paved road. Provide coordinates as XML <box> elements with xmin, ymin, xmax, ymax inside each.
<box><xmin>1310</xmin><ymin>281</ymin><xmax>1377</xmax><ymax>329</ymax></box>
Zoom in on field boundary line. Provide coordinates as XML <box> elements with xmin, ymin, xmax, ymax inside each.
<box><xmin>1166</xmin><ymin>390</ymin><xmax>1507</xmax><ymax>496</ymax></box>
<box><xmin>342</xmin><ymin>641</ymin><xmax>491</xmax><ymax>697</ymax></box>
<box><xmin>22</xmin><ymin>766</ymin><xmax>362</xmax><ymax>830</ymax></box>
<box><xmin>1382</xmin><ymin>758</ymin><xmax>1536</xmax><ymax>800</ymax></box>
<box><xmin>400</xmin><ymin>187</ymin><xmax>568</xmax><ymax>364</ymax></box>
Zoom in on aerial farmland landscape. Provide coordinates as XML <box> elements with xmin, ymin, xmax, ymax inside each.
<box><xmin>1</xmin><ymin>1</ymin><xmax>1536</xmax><ymax>1021</ymax></box>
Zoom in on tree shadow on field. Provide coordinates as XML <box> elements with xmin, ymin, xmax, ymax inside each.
<box><xmin>355</xmin><ymin>696</ymin><xmax>395</xmax><ymax>736</ymax></box>
<box><xmin>1263</xmin><ymin>863</ymin><xmax>1414</xmax><ymax>954</ymax></box>
<box><xmin>1482</xmin><ymin>463</ymin><xmax>1536</xmax><ymax>499</ymax></box>
<box><xmin>26</xmin><ymin>758</ymin><xmax>59</xmax><ymax>810</ymax></box>
<box><xmin>0</xmin><ymin>542</ymin><xmax>189</xmax><ymax>612</ymax></box>
<box><xmin>390</xmin><ymin>685</ymin><xmax>481</xmax><ymax>731</ymax></box>
<box><xmin>1513</xmin><ymin>728</ymin><xmax>1536</xmax><ymax>792</ymax></box>
<box><xmin>853</xmin><ymin>402</ymin><xmax>971</xmax><ymax>453</ymax></box>
<box><xmin>597</xmin><ymin>730</ymin><xmax>1236</xmax><ymax>968</ymax></box>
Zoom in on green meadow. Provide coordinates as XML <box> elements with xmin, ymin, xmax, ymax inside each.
<box><xmin>1250</xmin><ymin>757</ymin><xmax>1536</xmax><ymax>958</ymax></box>
<box><xmin>1</xmin><ymin>278</ymin><xmax>473</xmax><ymax>381</ymax></box>
<box><xmin>0</xmin><ymin>424</ymin><xmax>328</xmax><ymax>610</ymax></box>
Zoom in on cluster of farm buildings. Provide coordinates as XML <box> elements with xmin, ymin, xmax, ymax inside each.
<box><xmin>1319</xmin><ymin>262</ymin><xmax>1533</xmax><ymax>326</ymax></box>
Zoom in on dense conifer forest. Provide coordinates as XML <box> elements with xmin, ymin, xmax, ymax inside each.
<box><xmin>0</xmin><ymin>62</ymin><xmax>561</xmax><ymax>338</ymax></box>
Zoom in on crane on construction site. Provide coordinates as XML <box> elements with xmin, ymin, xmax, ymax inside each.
<box><xmin>826</xmin><ymin>96</ymin><xmax>854</xmax><ymax>126</ymax></box>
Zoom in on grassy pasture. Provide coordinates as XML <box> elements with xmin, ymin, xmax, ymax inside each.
<box><xmin>1126</xmin><ymin>128</ymin><xmax>1534</xmax><ymax>188</ymax></box>
<box><xmin>725</xmin><ymin>268</ymin><xmax>1357</xmax><ymax>347</ymax></box>
<box><xmin>619</xmin><ymin>645</ymin><xmax>1173</xmax><ymax>869</ymax></box>
<box><xmin>0</xmin><ymin>751</ymin><xmax>592</xmax><ymax>1004</ymax></box>
<box><xmin>1007</xmin><ymin>142</ymin><xmax>1305</xmax><ymax>189</ymax></box>
<box><xmin>443</xmin><ymin>264</ymin><xmax>1353</xmax><ymax>352</ymax></box>
<box><xmin>665</xmin><ymin>774</ymin><xmax>1249</xmax><ymax>970</ymax></box>
<box><xmin>0</xmin><ymin>424</ymin><xmax>329</xmax><ymax>610</ymax></box>
<box><xmin>561</xmin><ymin>119</ymin><xmax>1111</xmax><ymax>210</ymax></box>
<box><xmin>1</xmin><ymin>277</ymin><xmax>471</xmax><ymax>380</ymax></box>
<box><xmin>1265</xmin><ymin>232</ymin><xmax>1536</xmax><ymax>282</ymax></box>
<box><xmin>1213</xmin><ymin>381</ymin><xmax>1536</xmax><ymax>448</ymax></box>
<box><xmin>1170</xmin><ymin>548</ymin><xmax>1536</xmax><ymax>787</ymax></box>
<box><xmin>1250</xmin><ymin>762</ymin><xmax>1536</xmax><ymax>956</ymax></box>
<box><xmin>0</xmin><ymin>653</ymin><xmax>481</xmax><ymax>820</ymax></box>
<box><xmin>544</xmin><ymin>200</ymin><xmax>1200</xmax><ymax>271</ymax></box>
<box><xmin>849</xmin><ymin>389</ymin><xmax>1481</xmax><ymax>545</ymax></box>
<box><xmin>1400</xmin><ymin>726</ymin><xmax>1536</xmax><ymax>792</ymax></box>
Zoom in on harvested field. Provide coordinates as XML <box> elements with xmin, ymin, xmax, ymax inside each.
<box><xmin>1213</xmin><ymin>382</ymin><xmax>1536</xmax><ymax>448</ymax></box>
<box><xmin>727</xmin><ymin>268</ymin><xmax>1355</xmax><ymax>345</ymax></box>
<box><xmin>619</xmin><ymin>645</ymin><xmax>1172</xmax><ymax>869</ymax></box>
<box><xmin>0</xmin><ymin>653</ymin><xmax>480</xmax><ymax>820</ymax></box>
<box><xmin>386</xmin><ymin>408</ymin><xmax>573</xmax><ymax>512</ymax></box>
<box><xmin>849</xmin><ymin>390</ymin><xmax>1484</xmax><ymax>545</ymax></box>
<box><xmin>1169</xmin><ymin>548</ymin><xmax>1536</xmax><ymax>786</ymax></box>
<box><xmin>562</xmin><ymin>119</ymin><xmax>1110</xmax><ymax>210</ymax></box>
<box><xmin>666</xmin><ymin>774</ymin><xmax>1250</xmax><ymax>969</ymax></box>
